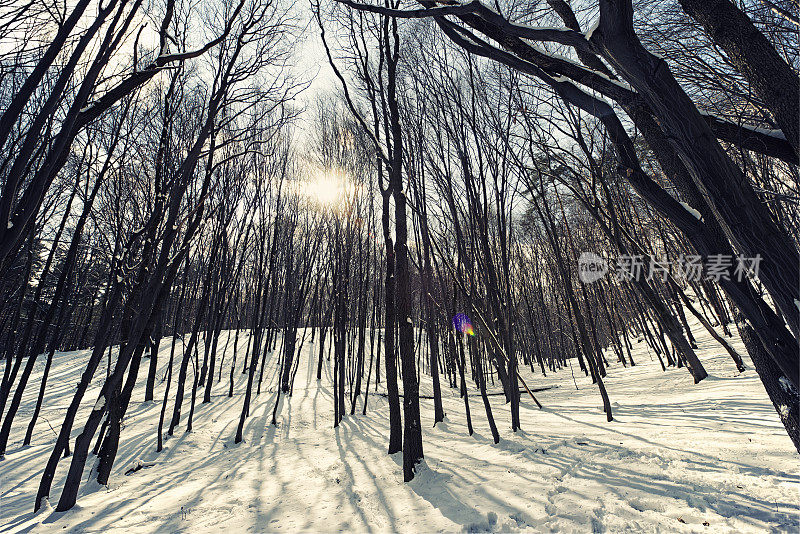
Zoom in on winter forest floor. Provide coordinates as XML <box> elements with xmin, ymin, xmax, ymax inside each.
<box><xmin>1</xmin><ymin>314</ymin><xmax>798</xmax><ymax>533</ymax></box>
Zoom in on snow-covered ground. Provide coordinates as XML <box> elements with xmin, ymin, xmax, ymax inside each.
<box><xmin>1</xmin><ymin>314</ymin><xmax>798</xmax><ymax>533</ymax></box>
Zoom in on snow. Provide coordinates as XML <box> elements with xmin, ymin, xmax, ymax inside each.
<box><xmin>512</xmin><ymin>23</ymin><xmax>574</xmax><ymax>34</ymax></box>
<box><xmin>585</xmin><ymin>18</ymin><xmax>599</xmax><ymax>42</ymax></box>
<box><xmin>528</xmin><ymin>40</ymin><xmax>636</xmax><ymax>95</ymax></box>
<box><xmin>697</xmin><ymin>111</ymin><xmax>788</xmax><ymax>141</ymax></box>
<box><xmin>779</xmin><ymin>376</ymin><xmax>796</xmax><ymax>394</ymax></box>
<box><xmin>1</xmin><ymin>313</ymin><xmax>798</xmax><ymax>532</ymax></box>
<box><xmin>679</xmin><ymin>201</ymin><xmax>703</xmax><ymax>221</ymax></box>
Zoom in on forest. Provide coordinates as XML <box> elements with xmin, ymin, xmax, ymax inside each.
<box><xmin>0</xmin><ymin>0</ymin><xmax>797</xmax><ymax>531</ymax></box>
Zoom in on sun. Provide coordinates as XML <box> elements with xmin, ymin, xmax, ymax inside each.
<box><xmin>302</xmin><ymin>167</ymin><xmax>358</xmax><ymax>209</ymax></box>
<box><xmin>311</xmin><ymin>172</ymin><xmax>342</xmax><ymax>206</ymax></box>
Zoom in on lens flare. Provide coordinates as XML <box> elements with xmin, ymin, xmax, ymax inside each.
<box><xmin>453</xmin><ymin>313</ymin><xmax>475</xmax><ymax>336</ymax></box>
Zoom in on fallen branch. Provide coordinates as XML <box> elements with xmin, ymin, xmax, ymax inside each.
<box><xmin>125</xmin><ymin>462</ymin><xmax>156</xmax><ymax>475</ymax></box>
<box><xmin>516</xmin><ymin>372</ymin><xmax>543</xmax><ymax>409</ymax></box>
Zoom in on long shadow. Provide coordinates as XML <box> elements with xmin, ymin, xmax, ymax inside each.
<box><xmin>538</xmin><ymin>404</ymin><xmax>797</xmax><ymax>480</ymax></box>
<box><xmin>4</xmin><ymin>330</ymin><xmax>797</xmax><ymax>533</ymax></box>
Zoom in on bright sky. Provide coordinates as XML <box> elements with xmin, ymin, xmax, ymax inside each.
<box><xmin>290</xmin><ymin>7</ymin><xmax>343</xmax><ymax>141</ymax></box>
